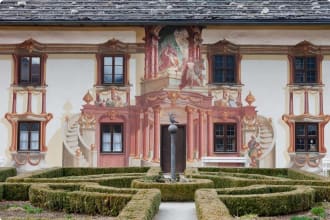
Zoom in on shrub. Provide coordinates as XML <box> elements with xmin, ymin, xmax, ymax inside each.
<box><xmin>131</xmin><ymin>178</ymin><xmax>214</xmax><ymax>201</ymax></box>
<box><xmin>118</xmin><ymin>189</ymin><xmax>161</xmax><ymax>220</ymax></box>
<box><xmin>0</xmin><ymin>167</ymin><xmax>17</xmax><ymax>182</ymax></box>
<box><xmin>29</xmin><ymin>183</ymin><xmax>132</xmax><ymax>216</ymax></box>
<box><xmin>218</xmin><ymin>185</ymin><xmax>315</xmax><ymax>216</ymax></box>
<box><xmin>195</xmin><ymin>189</ymin><xmax>233</xmax><ymax>220</ymax></box>
<box><xmin>0</xmin><ymin>183</ymin><xmax>31</xmax><ymax>200</ymax></box>
<box><xmin>311</xmin><ymin>206</ymin><xmax>326</xmax><ymax>219</ymax></box>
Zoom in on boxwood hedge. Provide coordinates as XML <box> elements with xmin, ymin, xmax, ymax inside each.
<box><xmin>131</xmin><ymin>178</ymin><xmax>214</xmax><ymax>201</ymax></box>
<box><xmin>218</xmin><ymin>185</ymin><xmax>315</xmax><ymax>216</ymax></box>
<box><xmin>0</xmin><ymin>167</ymin><xmax>17</xmax><ymax>182</ymax></box>
<box><xmin>195</xmin><ymin>189</ymin><xmax>233</xmax><ymax>220</ymax></box>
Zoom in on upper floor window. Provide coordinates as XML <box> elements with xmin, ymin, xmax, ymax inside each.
<box><xmin>19</xmin><ymin>56</ymin><xmax>41</xmax><ymax>85</ymax></box>
<box><xmin>214</xmin><ymin>123</ymin><xmax>237</xmax><ymax>153</ymax></box>
<box><xmin>295</xmin><ymin>122</ymin><xmax>318</xmax><ymax>152</ymax></box>
<box><xmin>18</xmin><ymin>121</ymin><xmax>40</xmax><ymax>151</ymax></box>
<box><xmin>101</xmin><ymin>123</ymin><xmax>123</xmax><ymax>153</ymax></box>
<box><xmin>212</xmin><ymin>55</ymin><xmax>236</xmax><ymax>84</ymax></box>
<box><xmin>293</xmin><ymin>56</ymin><xmax>317</xmax><ymax>84</ymax></box>
<box><xmin>102</xmin><ymin>56</ymin><xmax>125</xmax><ymax>85</ymax></box>
<box><xmin>289</xmin><ymin>41</ymin><xmax>322</xmax><ymax>85</ymax></box>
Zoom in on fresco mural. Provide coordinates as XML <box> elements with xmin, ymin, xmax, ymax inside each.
<box><xmin>158</xmin><ymin>27</ymin><xmax>189</xmax><ymax>76</ymax></box>
<box><xmin>95</xmin><ymin>88</ymin><xmax>127</xmax><ymax>107</ymax></box>
<box><xmin>212</xmin><ymin>89</ymin><xmax>240</xmax><ymax>107</ymax></box>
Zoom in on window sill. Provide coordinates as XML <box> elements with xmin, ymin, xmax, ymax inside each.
<box><xmin>287</xmin><ymin>83</ymin><xmax>324</xmax><ymax>88</ymax></box>
<box><xmin>100</xmin><ymin>152</ymin><xmax>124</xmax><ymax>155</ymax></box>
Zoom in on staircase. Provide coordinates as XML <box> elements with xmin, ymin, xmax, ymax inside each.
<box><xmin>63</xmin><ymin>114</ymin><xmax>90</xmax><ymax>167</ymax></box>
<box><xmin>255</xmin><ymin>115</ymin><xmax>276</xmax><ymax>167</ymax></box>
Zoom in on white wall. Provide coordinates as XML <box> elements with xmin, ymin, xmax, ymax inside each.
<box><xmin>0</xmin><ymin>29</ymin><xmax>138</xmax><ymax>44</ymax></box>
<box><xmin>46</xmin><ymin>54</ymin><xmax>95</xmax><ymax>166</ymax></box>
<box><xmin>0</xmin><ymin>56</ymin><xmax>12</xmax><ymax>165</ymax></box>
<box><xmin>203</xmin><ymin>29</ymin><xmax>330</xmax><ymax>45</ymax></box>
<box><xmin>322</xmin><ymin>56</ymin><xmax>330</xmax><ymax>157</ymax></box>
<box><xmin>241</xmin><ymin>55</ymin><xmax>289</xmax><ymax>168</ymax></box>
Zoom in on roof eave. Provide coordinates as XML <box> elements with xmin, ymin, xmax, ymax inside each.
<box><xmin>0</xmin><ymin>19</ymin><xmax>329</xmax><ymax>26</ymax></box>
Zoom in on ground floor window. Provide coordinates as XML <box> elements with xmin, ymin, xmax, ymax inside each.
<box><xmin>295</xmin><ymin>122</ymin><xmax>318</xmax><ymax>152</ymax></box>
<box><xmin>214</xmin><ymin>123</ymin><xmax>237</xmax><ymax>152</ymax></box>
<box><xmin>18</xmin><ymin>121</ymin><xmax>40</xmax><ymax>151</ymax></box>
<box><xmin>100</xmin><ymin>123</ymin><xmax>123</xmax><ymax>153</ymax></box>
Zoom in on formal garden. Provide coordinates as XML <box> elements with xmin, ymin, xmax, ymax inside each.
<box><xmin>0</xmin><ymin>166</ymin><xmax>330</xmax><ymax>219</ymax></box>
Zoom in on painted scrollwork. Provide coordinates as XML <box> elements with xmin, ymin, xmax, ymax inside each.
<box><xmin>78</xmin><ymin>113</ymin><xmax>96</xmax><ymax>129</ymax></box>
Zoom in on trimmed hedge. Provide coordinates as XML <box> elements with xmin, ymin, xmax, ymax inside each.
<box><xmin>0</xmin><ymin>167</ymin><xmax>17</xmax><ymax>182</ymax></box>
<box><xmin>131</xmin><ymin>178</ymin><xmax>214</xmax><ymax>201</ymax></box>
<box><xmin>0</xmin><ymin>183</ymin><xmax>32</xmax><ymax>201</ymax></box>
<box><xmin>62</xmin><ymin>167</ymin><xmax>150</xmax><ymax>176</ymax></box>
<box><xmin>195</xmin><ymin>189</ymin><xmax>233</xmax><ymax>220</ymax></box>
<box><xmin>118</xmin><ymin>189</ymin><xmax>161</xmax><ymax>220</ymax></box>
<box><xmin>29</xmin><ymin>183</ymin><xmax>132</xmax><ymax>216</ymax></box>
<box><xmin>218</xmin><ymin>185</ymin><xmax>315</xmax><ymax>216</ymax></box>
<box><xmin>198</xmin><ymin>167</ymin><xmax>288</xmax><ymax>177</ymax></box>
<box><xmin>7</xmin><ymin>167</ymin><xmax>150</xmax><ymax>183</ymax></box>
<box><xmin>288</xmin><ymin>169</ymin><xmax>326</xmax><ymax>180</ymax></box>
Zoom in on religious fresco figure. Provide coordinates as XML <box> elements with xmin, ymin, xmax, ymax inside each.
<box><xmin>179</xmin><ymin>59</ymin><xmax>205</xmax><ymax>89</ymax></box>
<box><xmin>158</xmin><ymin>27</ymin><xmax>189</xmax><ymax>76</ymax></box>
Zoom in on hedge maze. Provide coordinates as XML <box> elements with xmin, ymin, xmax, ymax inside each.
<box><xmin>1</xmin><ymin>166</ymin><xmax>330</xmax><ymax>219</ymax></box>
<box><xmin>193</xmin><ymin>167</ymin><xmax>330</xmax><ymax>219</ymax></box>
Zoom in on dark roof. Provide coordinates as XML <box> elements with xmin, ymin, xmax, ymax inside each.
<box><xmin>0</xmin><ymin>0</ymin><xmax>330</xmax><ymax>26</ymax></box>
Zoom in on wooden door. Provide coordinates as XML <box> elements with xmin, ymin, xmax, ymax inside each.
<box><xmin>161</xmin><ymin>125</ymin><xmax>186</xmax><ymax>173</ymax></box>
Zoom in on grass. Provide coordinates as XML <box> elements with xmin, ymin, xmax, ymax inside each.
<box><xmin>311</xmin><ymin>206</ymin><xmax>326</xmax><ymax>219</ymax></box>
<box><xmin>23</xmin><ymin>204</ymin><xmax>43</xmax><ymax>214</ymax></box>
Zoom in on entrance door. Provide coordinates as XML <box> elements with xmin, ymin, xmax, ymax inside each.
<box><xmin>161</xmin><ymin>125</ymin><xmax>186</xmax><ymax>173</ymax></box>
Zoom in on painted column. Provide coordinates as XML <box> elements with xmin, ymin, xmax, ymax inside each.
<box><xmin>134</xmin><ymin>111</ymin><xmax>141</xmax><ymax>158</ymax></box>
<box><xmin>304</xmin><ymin>90</ymin><xmax>309</xmax><ymax>114</ymax></box>
<box><xmin>12</xmin><ymin>90</ymin><xmax>17</xmax><ymax>114</ymax></box>
<box><xmin>152</xmin><ymin>35</ymin><xmax>159</xmax><ymax>78</ymax></box>
<box><xmin>319</xmin><ymin>89</ymin><xmax>324</xmax><ymax>115</ymax></box>
<box><xmin>41</xmin><ymin>90</ymin><xmax>46</xmax><ymax>114</ymax></box>
<box><xmin>27</xmin><ymin>90</ymin><xmax>32</xmax><ymax>113</ymax></box>
<box><xmin>198</xmin><ymin>109</ymin><xmax>205</xmax><ymax>159</ymax></box>
<box><xmin>206</xmin><ymin>111</ymin><xmax>213</xmax><ymax>156</ymax></box>
<box><xmin>289</xmin><ymin>90</ymin><xmax>293</xmax><ymax>115</ymax></box>
<box><xmin>186</xmin><ymin>106</ymin><xmax>194</xmax><ymax>161</ymax></box>
<box><xmin>153</xmin><ymin>106</ymin><xmax>161</xmax><ymax>162</ymax></box>
<box><xmin>143</xmin><ymin>111</ymin><xmax>149</xmax><ymax>160</ymax></box>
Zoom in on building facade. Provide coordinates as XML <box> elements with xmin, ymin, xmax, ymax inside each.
<box><xmin>0</xmin><ymin>0</ymin><xmax>330</xmax><ymax>172</ymax></box>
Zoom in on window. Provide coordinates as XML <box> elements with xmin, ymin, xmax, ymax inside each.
<box><xmin>102</xmin><ymin>56</ymin><xmax>124</xmax><ymax>84</ymax></box>
<box><xmin>214</xmin><ymin>123</ymin><xmax>236</xmax><ymax>152</ymax></box>
<box><xmin>18</xmin><ymin>56</ymin><xmax>41</xmax><ymax>85</ymax></box>
<box><xmin>295</xmin><ymin>123</ymin><xmax>318</xmax><ymax>152</ymax></box>
<box><xmin>294</xmin><ymin>56</ymin><xmax>317</xmax><ymax>84</ymax></box>
<box><xmin>101</xmin><ymin>123</ymin><xmax>123</xmax><ymax>153</ymax></box>
<box><xmin>213</xmin><ymin>55</ymin><xmax>236</xmax><ymax>84</ymax></box>
<box><xmin>18</xmin><ymin>122</ymin><xmax>40</xmax><ymax>151</ymax></box>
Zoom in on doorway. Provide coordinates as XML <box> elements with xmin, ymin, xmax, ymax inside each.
<box><xmin>160</xmin><ymin>125</ymin><xmax>186</xmax><ymax>173</ymax></box>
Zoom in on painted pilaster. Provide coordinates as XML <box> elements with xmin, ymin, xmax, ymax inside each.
<box><xmin>304</xmin><ymin>90</ymin><xmax>309</xmax><ymax>114</ymax></box>
<box><xmin>41</xmin><ymin>89</ymin><xmax>46</xmax><ymax>114</ymax></box>
<box><xmin>143</xmin><ymin>111</ymin><xmax>149</xmax><ymax>160</ymax></box>
<box><xmin>319</xmin><ymin>89</ymin><xmax>324</xmax><ymax>115</ymax></box>
<box><xmin>27</xmin><ymin>90</ymin><xmax>32</xmax><ymax>113</ymax></box>
<box><xmin>153</xmin><ymin>106</ymin><xmax>161</xmax><ymax>161</ymax></box>
<box><xmin>206</xmin><ymin>111</ymin><xmax>213</xmax><ymax>156</ymax></box>
<box><xmin>198</xmin><ymin>109</ymin><xmax>205</xmax><ymax>158</ymax></box>
<box><xmin>12</xmin><ymin>91</ymin><xmax>17</xmax><ymax>114</ymax></box>
<box><xmin>186</xmin><ymin>106</ymin><xmax>194</xmax><ymax>161</ymax></box>
<box><xmin>289</xmin><ymin>90</ymin><xmax>293</xmax><ymax>115</ymax></box>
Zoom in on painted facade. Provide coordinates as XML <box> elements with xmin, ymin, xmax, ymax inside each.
<box><xmin>0</xmin><ymin>25</ymin><xmax>330</xmax><ymax>173</ymax></box>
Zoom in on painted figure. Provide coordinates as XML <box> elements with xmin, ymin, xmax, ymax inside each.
<box><xmin>247</xmin><ymin>135</ymin><xmax>262</xmax><ymax>167</ymax></box>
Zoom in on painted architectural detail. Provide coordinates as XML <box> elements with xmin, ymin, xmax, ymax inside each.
<box><xmin>282</xmin><ymin>41</ymin><xmax>329</xmax><ymax>172</ymax></box>
<box><xmin>213</xmin><ymin>88</ymin><xmax>242</xmax><ymax>107</ymax></box>
<box><xmin>95</xmin><ymin>88</ymin><xmax>128</xmax><ymax>107</ymax></box>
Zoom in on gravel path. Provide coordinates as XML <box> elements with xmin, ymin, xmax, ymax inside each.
<box><xmin>153</xmin><ymin>202</ymin><xmax>197</xmax><ymax>220</ymax></box>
